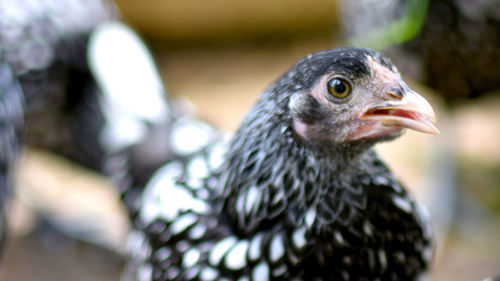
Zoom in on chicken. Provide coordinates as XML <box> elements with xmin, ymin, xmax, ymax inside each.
<box><xmin>124</xmin><ymin>47</ymin><xmax>438</xmax><ymax>280</ymax></box>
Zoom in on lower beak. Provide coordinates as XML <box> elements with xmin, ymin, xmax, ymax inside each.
<box><xmin>361</xmin><ymin>90</ymin><xmax>440</xmax><ymax>135</ymax></box>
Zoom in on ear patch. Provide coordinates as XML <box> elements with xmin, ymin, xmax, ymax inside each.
<box><xmin>289</xmin><ymin>92</ymin><xmax>326</xmax><ymax>123</ymax></box>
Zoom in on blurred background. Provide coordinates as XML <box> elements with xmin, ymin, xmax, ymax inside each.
<box><xmin>1</xmin><ymin>0</ymin><xmax>499</xmax><ymax>280</ymax></box>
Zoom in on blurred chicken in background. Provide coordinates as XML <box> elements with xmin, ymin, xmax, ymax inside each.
<box><xmin>341</xmin><ymin>0</ymin><xmax>500</xmax><ymax>104</ymax></box>
<box><xmin>0</xmin><ymin>0</ymin><xmax>179</xmax><ymax>262</ymax></box>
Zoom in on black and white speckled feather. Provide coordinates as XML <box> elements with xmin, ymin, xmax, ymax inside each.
<box><xmin>125</xmin><ymin>48</ymin><xmax>435</xmax><ymax>280</ymax></box>
<box><xmin>0</xmin><ymin>0</ymin><xmax>176</xmax><ymax>216</ymax></box>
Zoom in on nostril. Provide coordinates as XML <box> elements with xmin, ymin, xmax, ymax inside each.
<box><xmin>386</xmin><ymin>87</ymin><xmax>404</xmax><ymax>100</ymax></box>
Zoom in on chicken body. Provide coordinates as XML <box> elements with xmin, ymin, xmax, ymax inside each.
<box><xmin>125</xmin><ymin>48</ymin><xmax>437</xmax><ymax>281</ymax></box>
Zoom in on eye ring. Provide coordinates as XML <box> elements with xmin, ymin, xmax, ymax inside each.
<box><xmin>327</xmin><ymin>78</ymin><xmax>352</xmax><ymax>99</ymax></box>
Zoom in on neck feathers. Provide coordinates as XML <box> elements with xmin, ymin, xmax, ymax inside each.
<box><xmin>218</xmin><ymin>99</ymin><xmax>372</xmax><ymax>234</ymax></box>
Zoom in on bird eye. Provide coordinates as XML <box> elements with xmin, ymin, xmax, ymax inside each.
<box><xmin>327</xmin><ymin>78</ymin><xmax>352</xmax><ymax>99</ymax></box>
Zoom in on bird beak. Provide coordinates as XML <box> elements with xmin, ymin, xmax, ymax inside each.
<box><xmin>361</xmin><ymin>90</ymin><xmax>440</xmax><ymax>135</ymax></box>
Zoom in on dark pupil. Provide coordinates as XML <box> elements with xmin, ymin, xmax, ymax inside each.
<box><xmin>333</xmin><ymin>80</ymin><xmax>346</xmax><ymax>93</ymax></box>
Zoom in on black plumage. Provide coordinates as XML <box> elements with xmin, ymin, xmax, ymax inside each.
<box><xmin>125</xmin><ymin>47</ymin><xmax>438</xmax><ymax>280</ymax></box>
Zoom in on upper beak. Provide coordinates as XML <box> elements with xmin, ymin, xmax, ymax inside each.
<box><xmin>361</xmin><ymin>90</ymin><xmax>440</xmax><ymax>135</ymax></box>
